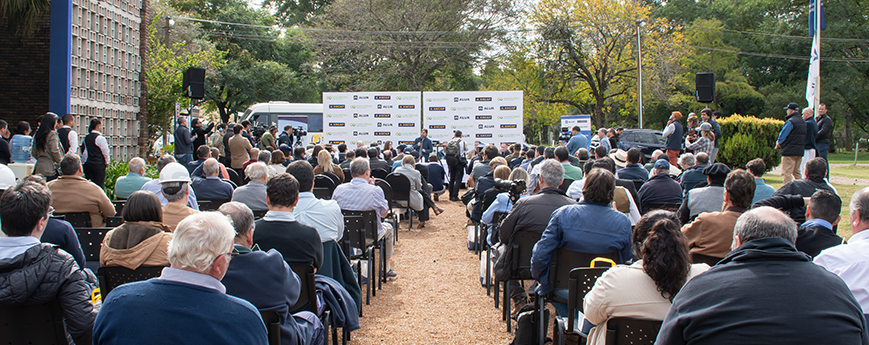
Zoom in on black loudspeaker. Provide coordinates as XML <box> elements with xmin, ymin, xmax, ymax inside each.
<box><xmin>182</xmin><ymin>67</ymin><xmax>206</xmax><ymax>99</ymax></box>
<box><xmin>696</xmin><ymin>72</ymin><xmax>715</xmax><ymax>103</ymax></box>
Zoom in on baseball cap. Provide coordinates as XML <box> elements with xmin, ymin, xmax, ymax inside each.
<box><xmin>784</xmin><ymin>102</ymin><xmax>800</xmax><ymax>110</ymax></box>
<box><xmin>654</xmin><ymin>159</ymin><xmax>670</xmax><ymax>170</ymax></box>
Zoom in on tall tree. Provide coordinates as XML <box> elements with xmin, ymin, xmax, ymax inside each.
<box><xmin>0</xmin><ymin>0</ymin><xmax>50</xmax><ymax>35</ymax></box>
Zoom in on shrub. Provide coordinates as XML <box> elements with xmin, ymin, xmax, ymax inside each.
<box><xmin>717</xmin><ymin>114</ymin><xmax>784</xmax><ymax>172</ymax></box>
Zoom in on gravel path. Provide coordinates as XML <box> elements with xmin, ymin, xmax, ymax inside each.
<box><xmin>348</xmin><ymin>197</ymin><xmax>512</xmax><ymax>344</ymax></box>
<box><xmin>769</xmin><ymin>163</ymin><xmax>869</xmax><ymax>185</ymax></box>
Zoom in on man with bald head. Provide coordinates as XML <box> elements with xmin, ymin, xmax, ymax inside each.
<box><xmin>192</xmin><ymin>158</ymin><xmax>234</xmax><ymax>201</ymax></box>
<box><xmin>115</xmin><ymin>157</ymin><xmax>152</xmax><ymax>199</ymax></box>
<box><xmin>658</xmin><ymin>207</ymin><xmax>868</xmax><ymax>344</ymax></box>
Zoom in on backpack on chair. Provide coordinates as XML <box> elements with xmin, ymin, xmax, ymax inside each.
<box><xmin>445</xmin><ymin>139</ymin><xmax>461</xmax><ymax>157</ymax></box>
<box><xmin>511</xmin><ymin>302</ymin><xmax>550</xmax><ymax>345</ymax></box>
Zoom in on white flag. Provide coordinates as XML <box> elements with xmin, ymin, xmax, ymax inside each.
<box><xmin>806</xmin><ymin>37</ymin><xmax>820</xmax><ymax>109</ymax></box>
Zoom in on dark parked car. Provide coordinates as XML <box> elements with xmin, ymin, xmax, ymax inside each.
<box><xmin>619</xmin><ymin>129</ymin><xmax>667</xmax><ymax>162</ymax></box>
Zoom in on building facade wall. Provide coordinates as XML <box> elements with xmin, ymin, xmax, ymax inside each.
<box><xmin>0</xmin><ymin>18</ymin><xmax>52</xmax><ymax>128</ymax></box>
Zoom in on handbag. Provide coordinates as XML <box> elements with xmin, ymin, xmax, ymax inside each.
<box><xmin>460</xmin><ymin>189</ymin><xmax>475</xmax><ymax>205</ymax></box>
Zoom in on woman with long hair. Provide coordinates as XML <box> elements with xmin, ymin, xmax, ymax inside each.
<box><xmin>270</xmin><ymin>150</ymin><xmax>287</xmax><ymax>175</ymax></box>
<box><xmin>382</xmin><ymin>141</ymin><xmax>396</xmax><ymax>158</ymax></box>
<box><xmin>99</xmin><ymin>191</ymin><xmax>173</xmax><ymax>269</ymax></box>
<box><xmin>313</xmin><ymin>149</ymin><xmax>344</xmax><ymax>183</ymax></box>
<box><xmin>32</xmin><ymin>112</ymin><xmax>64</xmax><ymax>179</ymax></box>
<box><xmin>581</xmin><ymin>210</ymin><xmax>709</xmax><ymax>345</ymax></box>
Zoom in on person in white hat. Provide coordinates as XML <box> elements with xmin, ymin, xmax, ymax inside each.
<box><xmin>159</xmin><ymin>162</ymin><xmax>198</xmax><ymax>231</ymax></box>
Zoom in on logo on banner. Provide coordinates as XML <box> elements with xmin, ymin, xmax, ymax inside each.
<box><xmin>426</xmin><ymin>115</ymin><xmax>449</xmax><ymax>121</ymax></box>
<box><xmin>479</xmin><ymin>106</ymin><xmax>495</xmax><ymax>111</ymax></box>
<box><xmin>425</xmin><ymin>97</ymin><xmax>449</xmax><ymax>102</ymax></box>
<box><xmin>450</xmin><ymin>124</ymin><xmax>474</xmax><ymax>130</ymax></box>
<box><xmin>500</xmin><ymin>124</ymin><xmax>518</xmax><ymax>129</ymax></box>
<box><xmin>398</xmin><ymin>105</ymin><xmax>415</xmax><ymax>109</ymax></box>
<box><xmin>454</xmin><ymin>97</ymin><xmax>470</xmax><ymax>102</ymax></box>
<box><xmin>326</xmin><ymin>113</ymin><xmax>349</xmax><ymax>119</ymax></box>
<box><xmin>350</xmin><ymin>104</ymin><xmax>373</xmax><ymax>109</ymax></box>
<box><xmin>398</xmin><ymin>123</ymin><xmax>416</xmax><ymax>128</ymax></box>
<box><xmin>476</xmin><ymin>133</ymin><xmax>493</xmax><ymax>138</ymax></box>
<box><xmin>352</xmin><ymin>131</ymin><xmax>369</xmax><ymax>137</ymax></box>
<box><xmin>454</xmin><ymin>115</ymin><xmax>471</xmax><ymax>120</ymax></box>
<box><xmin>374</xmin><ymin>131</ymin><xmax>391</xmax><ymax>136</ymax></box>
<box><xmin>475</xmin><ymin>97</ymin><xmax>492</xmax><ymax>102</ymax></box>
<box><xmin>429</xmin><ymin>106</ymin><xmax>446</xmax><ymax>111</ymax></box>
<box><xmin>398</xmin><ymin>141</ymin><xmax>414</xmax><ymax>145</ymax></box>
<box><xmin>353</xmin><ymin>95</ymin><xmax>369</xmax><ymax>100</ymax></box>
<box><xmin>352</xmin><ymin>113</ymin><xmax>370</xmax><ymax>118</ymax></box>
<box><xmin>326</xmin><ymin>131</ymin><xmax>349</xmax><ymax>136</ymax></box>
<box><xmin>377</xmin><ymin>122</ymin><xmax>394</xmax><ymax>127</ymax></box>
<box><xmin>497</xmin><ymin>96</ymin><xmax>522</xmax><ymax>101</ymax></box>
<box><xmin>429</xmin><ymin>124</ymin><xmax>446</xmax><ymax>129</ymax></box>
<box><xmin>478</xmin><ymin>124</ymin><xmax>495</xmax><ymax>129</ymax></box>
<box><xmin>374</xmin><ymin>95</ymin><xmax>391</xmax><ymax>100</ymax></box>
<box><xmin>450</xmin><ymin>106</ymin><xmax>474</xmax><ymax>111</ymax></box>
<box><xmin>328</xmin><ymin>122</ymin><xmax>345</xmax><ymax>127</ymax></box>
<box><xmin>396</xmin><ymin>113</ymin><xmax>418</xmax><ymax>119</ymax></box>
<box><xmin>329</xmin><ymin>140</ymin><xmax>345</xmax><ymax>145</ymax></box>
<box><xmin>378</xmin><ymin>104</ymin><xmax>394</xmax><ymax>109</ymax></box>
<box><xmin>329</xmin><ymin>104</ymin><xmax>345</xmax><ymax>109</ymax></box>
<box><xmin>374</xmin><ymin>114</ymin><xmax>391</xmax><ymax>118</ymax></box>
<box><xmin>476</xmin><ymin>115</ymin><xmax>492</xmax><ymax>120</ymax></box>
<box><xmin>325</xmin><ymin>94</ymin><xmax>350</xmax><ymax>100</ymax></box>
<box><xmin>497</xmin><ymin>114</ymin><xmax>522</xmax><ymax>120</ymax></box>
<box><xmin>500</xmin><ymin>106</ymin><xmax>518</xmax><ymax>111</ymax></box>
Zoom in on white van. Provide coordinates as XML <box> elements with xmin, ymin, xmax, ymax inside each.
<box><xmin>241</xmin><ymin>102</ymin><xmax>324</xmax><ymax>133</ymax></box>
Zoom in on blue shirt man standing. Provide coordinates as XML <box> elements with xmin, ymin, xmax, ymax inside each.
<box><xmin>566</xmin><ymin>126</ymin><xmax>588</xmax><ymax>155</ymax></box>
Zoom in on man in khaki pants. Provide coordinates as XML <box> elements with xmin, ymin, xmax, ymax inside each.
<box><xmin>775</xmin><ymin>102</ymin><xmax>807</xmax><ymax>184</ymax></box>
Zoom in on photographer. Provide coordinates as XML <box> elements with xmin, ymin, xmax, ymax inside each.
<box><xmin>481</xmin><ymin>167</ymin><xmax>530</xmax><ymax>246</ymax></box>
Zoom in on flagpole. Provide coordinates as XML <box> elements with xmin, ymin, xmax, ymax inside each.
<box><xmin>814</xmin><ymin>0</ymin><xmax>821</xmax><ymax>118</ymax></box>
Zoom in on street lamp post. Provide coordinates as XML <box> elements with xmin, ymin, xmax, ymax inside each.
<box><xmin>636</xmin><ymin>20</ymin><xmax>643</xmax><ymax>129</ymax></box>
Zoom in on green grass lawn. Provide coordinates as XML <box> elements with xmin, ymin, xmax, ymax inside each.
<box><xmin>763</xmin><ymin>174</ymin><xmax>859</xmax><ymax>239</ymax></box>
<box><xmin>826</xmin><ymin>151</ymin><xmax>869</xmax><ymax>164</ymax></box>
<box><xmin>829</xmin><ymin>165</ymin><xmax>869</xmax><ymax>180</ymax></box>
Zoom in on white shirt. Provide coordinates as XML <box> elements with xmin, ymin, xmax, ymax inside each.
<box><xmin>814</xmin><ymin>229</ymin><xmax>869</xmax><ymax>312</ymax></box>
<box><xmin>294</xmin><ymin>192</ymin><xmax>344</xmax><ymax>243</ymax></box>
<box><xmin>450</xmin><ymin>137</ymin><xmax>468</xmax><ymax>157</ymax></box>
<box><xmin>63</xmin><ymin>125</ymin><xmax>78</xmax><ymax>155</ymax></box>
<box><xmin>81</xmin><ymin>130</ymin><xmax>110</xmax><ymax>163</ymax></box>
<box><xmin>662</xmin><ymin>122</ymin><xmax>676</xmax><ymax>138</ymax></box>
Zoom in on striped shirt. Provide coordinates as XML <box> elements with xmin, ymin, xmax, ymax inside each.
<box><xmin>686</xmin><ymin>136</ymin><xmax>714</xmax><ymax>155</ymax></box>
<box><xmin>332</xmin><ymin>177</ymin><xmax>389</xmax><ymax>233</ymax></box>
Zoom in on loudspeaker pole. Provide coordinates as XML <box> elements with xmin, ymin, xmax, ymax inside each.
<box><xmin>636</xmin><ymin>20</ymin><xmax>644</xmax><ymax>129</ymax></box>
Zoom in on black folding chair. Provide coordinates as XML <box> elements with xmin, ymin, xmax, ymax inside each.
<box><xmin>57</xmin><ymin>212</ymin><xmax>92</xmax><ymax>228</ymax></box>
<box><xmin>604</xmin><ymin>317</ymin><xmax>663</xmax><ymax>345</ymax></box>
<box><xmin>341</xmin><ymin>210</ymin><xmax>382</xmax><ymax>302</ymax></box>
<box><xmin>97</xmin><ymin>265</ymin><xmax>165</xmax><ymax>298</ymax></box>
<box><xmin>484</xmin><ymin>211</ymin><xmax>509</xmax><ymax>297</ymax></box>
<box><xmin>385</xmin><ymin>173</ymin><xmax>413</xmax><ymax>231</ymax></box>
<box><xmin>322</xmin><ymin>172</ymin><xmax>342</xmax><ymax>186</ymax></box>
<box><xmin>643</xmin><ymin>203</ymin><xmax>681</xmax><ymax>214</ymax></box>
<box><xmin>691</xmin><ymin>253</ymin><xmax>723</xmax><ymax>266</ymax></box>
<box><xmin>370</xmin><ymin>168</ymin><xmax>389</xmax><ymax>180</ymax></box>
<box><xmin>555</xmin><ymin>267</ymin><xmax>611</xmax><ymax>344</ymax></box>
<box><xmin>105</xmin><ymin>216</ymin><xmax>124</xmax><ymax>227</ymax></box>
<box><xmin>342</xmin><ymin>168</ymin><xmax>352</xmax><ymax>183</ymax></box>
<box><xmin>374</xmin><ymin>178</ymin><xmax>398</xmax><ymax>242</ymax></box>
<box><xmin>112</xmin><ymin>200</ymin><xmax>125</xmax><ymax>216</ymax></box>
<box><xmin>227</xmin><ymin>168</ymin><xmax>242</xmax><ymax>187</ymax></box>
<box><xmin>289</xmin><ymin>264</ymin><xmax>332</xmax><ymax>345</ymax></box>
<box><xmin>252</xmin><ymin>209</ymin><xmax>268</xmax><ymax>220</ymax></box>
<box><xmin>559</xmin><ymin>178</ymin><xmax>574</xmax><ymax>193</ymax></box>
<box><xmin>197</xmin><ymin>199</ymin><xmax>230</xmax><ymax>211</ymax></box>
<box><xmin>501</xmin><ymin>231</ymin><xmax>542</xmax><ymax>332</ymax></box>
<box><xmin>74</xmin><ymin>227</ymin><xmax>112</xmax><ymax>263</ymax></box>
<box><xmin>260</xmin><ymin>311</ymin><xmax>281</xmax><ymax>345</ymax></box>
<box><xmin>314</xmin><ymin>174</ymin><xmax>337</xmax><ymax>200</ymax></box>
<box><xmin>0</xmin><ymin>299</ymin><xmax>89</xmax><ymax>345</ymax></box>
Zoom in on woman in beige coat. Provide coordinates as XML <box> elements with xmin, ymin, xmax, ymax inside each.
<box><xmin>100</xmin><ymin>191</ymin><xmax>173</xmax><ymax>269</ymax></box>
<box><xmin>32</xmin><ymin>113</ymin><xmax>64</xmax><ymax>179</ymax></box>
<box><xmin>582</xmin><ymin>210</ymin><xmax>709</xmax><ymax>345</ymax></box>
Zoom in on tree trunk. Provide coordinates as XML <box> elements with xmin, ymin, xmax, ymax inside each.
<box><xmin>844</xmin><ymin>107</ymin><xmax>854</xmax><ymax>151</ymax></box>
<box><xmin>138</xmin><ymin>0</ymin><xmax>150</xmax><ymax>158</ymax></box>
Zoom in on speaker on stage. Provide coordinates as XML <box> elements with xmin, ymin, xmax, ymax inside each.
<box><xmin>696</xmin><ymin>72</ymin><xmax>715</xmax><ymax>103</ymax></box>
<box><xmin>182</xmin><ymin>67</ymin><xmax>206</xmax><ymax>99</ymax></box>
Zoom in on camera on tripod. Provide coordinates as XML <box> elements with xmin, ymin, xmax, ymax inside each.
<box><xmin>295</xmin><ymin>126</ymin><xmax>307</xmax><ymax>137</ymax></box>
<box><xmin>494</xmin><ymin>178</ymin><xmax>527</xmax><ymax>203</ymax></box>
<box><xmin>558</xmin><ymin>126</ymin><xmax>572</xmax><ymax>141</ymax></box>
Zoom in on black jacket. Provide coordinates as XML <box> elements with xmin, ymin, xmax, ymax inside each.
<box><xmin>796</xmin><ymin>224</ymin><xmax>843</xmax><ymax>258</ymax></box>
<box><xmin>816</xmin><ymin>114</ymin><xmax>833</xmax><ymax>144</ymax></box>
<box><xmin>192</xmin><ymin>123</ymin><xmax>215</xmax><ymax>155</ymax></box>
<box><xmin>497</xmin><ymin>188</ymin><xmax>575</xmax><ymax>276</ymax></box>
<box><xmin>781</xmin><ymin>113</ymin><xmax>807</xmax><ymax>157</ymax></box>
<box><xmin>773</xmin><ymin>178</ymin><xmax>836</xmax><ymax>224</ymax></box>
<box><xmin>657</xmin><ymin>238</ymin><xmax>869</xmax><ymax>345</ymax></box>
<box><xmin>0</xmin><ymin>243</ymin><xmax>96</xmax><ymax>339</ymax></box>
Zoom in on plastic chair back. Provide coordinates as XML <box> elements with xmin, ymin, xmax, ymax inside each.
<box><xmin>289</xmin><ymin>264</ymin><xmax>318</xmax><ymax>314</ymax></box>
<box><xmin>260</xmin><ymin>311</ymin><xmax>282</xmax><ymax>345</ymax></box>
<box><xmin>549</xmin><ymin>248</ymin><xmax>617</xmax><ymax>297</ymax></box>
<box><xmin>342</xmin><ymin>168</ymin><xmax>352</xmax><ymax>183</ymax></box>
<box><xmin>374</xmin><ymin>179</ymin><xmax>393</xmax><ymax>204</ymax></box>
<box><xmin>567</xmin><ymin>267</ymin><xmax>610</xmax><ymax>333</ymax></box>
<box><xmin>314</xmin><ymin>174</ymin><xmax>337</xmax><ymax>200</ymax></box>
<box><xmin>385</xmin><ymin>173</ymin><xmax>411</xmax><ymax>203</ymax></box>
<box><xmin>691</xmin><ymin>253</ymin><xmax>722</xmax><ymax>266</ymax></box>
<box><xmin>0</xmin><ymin>300</ymin><xmax>73</xmax><ymax>345</ymax></box>
<box><xmin>605</xmin><ymin>317</ymin><xmax>663</xmax><ymax>345</ymax></box>
<box><xmin>97</xmin><ymin>265</ymin><xmax>164</xmax><ymax>297</ymax></box>
<box><xmin>74</xmin><ymin>227</ymin><xmax>111</xmax><ymax>262</ymax></box>
<box><xmin>198</xmin><ymin>199</ymin><xmax>230</xmax><ymax>211</ymax></box>
<box><xmin>105</xmin><ymin>216</ymin><xmax>124</xmax><ymax>227</ymax></box>
<box><xmin>644</xmin><ymin>203</ymin><xmax>680</xmax><ymax>214</ymax></box>
<box><xmin>253</xmin><ymin>209</ymin><xmax>268</xmax><ymax>220</ymax></box>
<box><xmin>322</xmin><ymin>172</ymin><xmax>341</xmax><ymax>185</ymax></box>
<box><xmin>58</xmin><ymin>212</ymin><xmax>92</xmax><ymax>228</ymax></box>
<box><xmin>227</xmin><ymin>168</ymin><xmax>242</xmax><ymax>186</ymax></box>
<box><xmin>370</xmin><ymin>168</ymin><xmax>389</xmax><ymax>180</ymax></box>
<box><xmin>112</xmin><ymin>201</ymin><xmax>125</xmax><ymax>216</ymax></box>
<box><xmin>559</xmin><ymin>178</ymin><xmax>574</xmax><ymax>193</ymax></box>
<box><xmin>510</xmin><ymin>231</ymin><xmax>543</xmax><ymax>280</ymax></box>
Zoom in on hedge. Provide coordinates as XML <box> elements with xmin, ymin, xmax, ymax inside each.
<box><xmin>717</xmin><ymin>115</ymin><xmax>784</xmax><ymax>172</ymax></box>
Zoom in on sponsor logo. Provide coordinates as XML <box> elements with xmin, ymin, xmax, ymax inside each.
<box><xmin>500</xmin><ymin>106</ymin><xmax>518</xmax><ymax>110</ymax></box>
<box><xmin>398</xmin><ymin>104</ymin><xmax>415</xmax><ymax>109</ymax></box>
<box><xmin>352</xmin><ymin>113</ymin><xmax>370</xmax><ymax>118</ymax></box>
<box><xmin>350</xmin><ymin>104</ymin><xmax>373</xmax><ymax>109</ymax></box>
<box><xmin>398</xmin><ymin>141</ymin><xmax>414</xmax><ymax>145</ymax></box>
<box><xmin>453</xmin><ymin>97</ymin><xmax>471</xmax><ymax>102</ymax></box>
<box><xmin>374</xmin><ymin>114</ymin><xmax>391</xmax><ymax>118</ymax></box>
<box><xmin>450</xmin><ymin>124</ymin><xmax>475</xmax><ymax>130</ymax></box>
<box><xmin>353</xmin><ymin>95</ymin><xmax>369</xmax><ymax>100</ymax></box>
<box><xmin>497</xmin><ymin>96</ymin><xmax>522</xmax><ymax>101</ymax></box>
<box><xmin>429</xmin><ymin>124</ymin><xmax>446</xmax><ymax>129</ymax></box>
<box><xmin>374</xmin><ymin>95</ymin><xmax>391</xmax><ymax>100</ymax></box>
<box><xmin>325</xmin><ymin>94</ymin><xmax>350</xmax><ymax>100</ymax></box>
<box><xmin>326</xmin><ymin>131</ymin><xmax>349</xmax><ymax>136</ymax></box>
<box><xmin>378</xmin><ymin>104</ymin><xmax>393</xmax><ymax>109</ymax></box>
<box><xmin>376</xmin><ymin>122</ymin><xmax>394</xmax><ymax>127</ymax></box>
<box><xmin>478</xmin><ymin>124</ymin><xmax>495</xmax><ymax>129</ymax></box>
<box><xmin>425</xmin><ymin>115</ymin><xmax>449</xmax><ymax>121</ymax></box>
<box><xmin>328</xmin><ymin>140</ymin><xmax>345</xmax><ymax>145</ymax></box>
<box><xmin>476</xmin><ymin>115</ymin><xmax>492</xmax><ymax>120</ymax></box>
<box><xmin>328</xmin><ymin>104</ymin><xmax>345</xmax><ymax>109</ymax></box>
<box><xmin>453</xmin><ymin>115</ymin><xmax>471</xmax><ymax>120</ymax></box>
<box><xmin>398</xmin><ymin>123</ymin><xmax>416</xmax><ymax>128</ymax></box>
<box><xmin>497</xmin><ymin>114</ymin><xmax>522</xmax><ymax>120</ymax></box>
<box><xmin>479</xmin><ymin>106</ymin><xmax>495</xmax><ymax>111</ymax></box>
<box><xmin>450</xmin><ymin>106</ymin><xmax>475</xmax><ymax>111</ymax></box>
<box><xmin>352</xmin><ymin>131</ymin><xmax>369</xmax><ymax>137</ymax></box>
<box><xmin>325</xmin><ymin>113</ymin><xmax>350</xmax><ymax>119</ymax></box>
<box><xmin>475</xmin><ymin>97</ymin><xmax>492</xmax><ymax>102</ymax></box>
<box><xmin>374</xmin><ymin>131</ymin><xmax>391</xmax><ymax>136</ymax></box>
<box><xmin>396</xmin><ymin>113</ymin><xmax>418</xmax><ymax>119</ymax></box>
<box><xmin>500</xmin><ymin>124</ymin><xmax>518</xmax><ymax>129</ymax></box>
<box><xmin>476</xmin><ymin>133</ymin><xmax>493</xmax><ymax>138</ymax></box>
<box><xmin>429</xmin><ymin>106</ymin><xmax>446</xmax><ymax>111</ymax></box>
<box><xmin>328</xmin><ymin>122</ymin><xmax>345</xmax><ymax>127</ymax></box>
<box><xmin>425</xmin><ymin>97</ymin><xmax>449</xmax><ymax>102</ymax></box>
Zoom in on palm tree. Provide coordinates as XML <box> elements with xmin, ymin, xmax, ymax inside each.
<box><xmin>1</xmin><ymin>0</ymin><xmax>52</xmax><ymax>35</ymax></box>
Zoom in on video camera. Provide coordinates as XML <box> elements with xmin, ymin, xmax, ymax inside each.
<box><xmin>558</xmin><ymin>126</ymin><xmax>572</xmax><ymax>141</ymax></box>
<box><xmin>494</xmin><ymin>178</ymin><xmax>527</xmax><ymax>203</ymax></box>
<box><xmin>295</xmin><ymin>126</ymin><xmax>307</xmax><ymax>138</ymax></box>
<box><xmin>252</xmin><ymin>122</ymin><xmax>269</xmax><ymax>141</ymax></box>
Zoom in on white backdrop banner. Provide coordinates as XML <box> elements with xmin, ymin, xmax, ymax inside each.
<box><xmin>322</xmin><ymin>92</ymin><xmax>421</xmax><ymax>146</ymax></box>
<box><xmin>422</xmin><ymin>91</ymin><xmax>524</xmax><ymax>146</ymax></box>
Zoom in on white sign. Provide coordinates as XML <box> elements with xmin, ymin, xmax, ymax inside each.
<box><xmin>422</xmin><ymin>91</ymin><xmax>524</xmax><ymax>146</ymax></box>
<box><xmin>322</xmin><ymin>92</ymin><xmax>421</xmax><ymax>146</ymax></box>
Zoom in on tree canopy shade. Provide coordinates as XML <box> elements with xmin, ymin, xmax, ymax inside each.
<box><xmin>308</xmin><ymin>0</ymin><xmax>515</xmax><ymax>92</ymax></box>
<box><xmin>0</xmin><ymin>0</ymin><xmax>51</xmax><ymax>35</ymax></box>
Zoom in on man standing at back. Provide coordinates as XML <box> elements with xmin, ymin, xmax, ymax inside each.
<box><xmin>444</xmin><ymin>130</ymin><xmax>467</xmax><ymax>201</ymax></box>
<box><xmin>566</xmin><ymin>126</ymin><xmax>587</xmax><ymax>155</ymax></box>
<box><xmin>801</xmin><ymin>107</ymin><xmax>819</xmax><ymax>175</ymax></box>
<box><xmin>662</xmin><ymin>111</ymin><xmax>684</xmax><ymax>166</ymax></box>
<box><xmin>191</xmin><ymin>118</ymin><xmax>214</xmax><ymax>153</ymax></box>
<box><xmin>701</xmin><ymin>108</ymin><xmax>722</xmax><ymax>162</ymax></box>
<box><xmin>657</xmin><ymin>207</ymin><xmax>868</xmax><ymax>344</ymax></box>
<box><xmin>81</xmin><ymin>119</ymin><xmax>110</xmax><ymax>188</ymax></box>
<box><xmin>58</xmin><ymin>114</ymin><xmax>78</xmax><ymax>155</ymax></box>
<box><xmin>93</xmin><ymin>212</ymin><xmax>268</xmax><ymax>344</ymax></box>
<box><xmin>776</xmin><ymin>102</ymin><xmax>807</xmax><ymax>184</ymax></box>
<box><xmin>815</xmin><ymin>103</ymin><xmax>833</xmax><ymax>177</ymax></box>
<box><xmin>174</xmin><ymin>118</ymin><xmax>194</xmax><ymax>166</ymax></box>
<box><xmin>229</xmin><ymin>124</ymin><xmax>253</xmax><ymax>178</ymax></box>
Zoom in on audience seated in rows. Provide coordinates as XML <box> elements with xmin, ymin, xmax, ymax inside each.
<box><xmin>100</xmin><ymin>191</ymin><xmax>172</xmax><ymax>269</ymax></box>
<box><xmin>773</xmin><ymin>157</ymin><xmax>837</xmax><ymax>224</ymax></box>
<box><xmin>555</xmin><ymin>146</ymin><xmax>583</xmax><ymax>181</ymax></box>
<box><xmin>637</xmin><ymin>159</ymin><xmax>682</xmax><ymax>214</ymax></box>
<box><xmin>288</xmin><ymin>160</ymin><xmax>344</xmax><ymax>243</ymax></box>
<box><xmin>332</xmin><ymin>158</ymin><xmax>396</xmax><ymax>278</ymax></box>
<box><xmin>114</xmin><ymin>157</ymin><xmax>151</xmax><ymax>199</ymax></box>
<box><xmin>313</xmin><ymin>149</ymin><xmax>344</xmax><ymax>182</ymax></box>
<box><xmin>367</xmin><ymin>147</ymin><xmax>391</xmax><ymax>172</ymax></box>
<box><xmin>94</xmin><ymin>212</ymin><xmax>268</xmax><ymax>344</ymax></box>
<box><xmin>141</xmin><ymin>154</ymin><xmax>199</xmax><ymax>210</ymax></box>
<box><xmin>531</xmin><ymin>168</ymin><xmax>633</xmax><ymax>317</ymax></box>
<box><xmin>219</xmin><ymin>202</ymin><xmax>325</xmax><ymax>345</ymax></box>
<box><xmin>338</xmin><ymin>150</ymin><xmax>355</xmax><ymax>170</ymax></box>
<box><xmin>192</xmin><ymin>158</ymin><xmax>234</xmax><ymax>201</ymax></box>
<box><xmin>677</xmin><ymin>163</ymin><xmax>730</xmax><ymax>225</ymax></box>
<box><xmin>252</xmin><ymin>173</ymin><xmax>324</xmax><ymax>269</ymax></box>
<box><xmin>48</xmin><ymin>153</ymin><xmax>115</xmax><ymax>227</ymax></box>
<box><xmin>0</xmin><ymin>179</ymin><xmax>97</xmax><ymax>342</ymax></box>
<box><xmin>159</xmin><ymin>163</ymin><xmax>199</xmax><ymax>231</ymax></box>
<box><xmin>681</xmin><ymin>169</ymin><xmax>754</xmax><ymax>263</ymax></box>
<box><xmin>270</xmin><ymin>150</ymin><xmax>288</xmax><ymax>175</ymax></box>
<box><xmin>614</xmin><ymin>148</ymin><xmax>648</xmax><ymax>182</ymax></box>
<box><xmin>186</xmin><ymin>145</ymin><xmax>211</xmax><ymax>174</ymax></box>
<box><xmin>657</xmin><ymin>207</ymin><xmax>867</xmax><ymax>344</ymax></box>
<box><xmin>481</xmin><ymin>167</ymin><xmax>529</xmax><ymax>231</ymax></box>
<box><xmin>583</xmin><ymin>210</ymin><xmax>709</xmax><ymax>345</ymax></box>
<box><xmin>232</xmin><ymin>162</ymin><xmax>270</xmax><ymax>212</ymax></box>
<box><xmin>395</xmin><ymin>154</ymin><xmax>443</xmax><ymax>229</ymax></box>
<box><xmin>471</xmin><ymin>145</ymin><xmax>499</xmax><ymax>187</ymax></box>
<box><xmin>794</xmin><ymin>190</ymin><xmax>844</xmax><ymax>257</ymax></box>
<box><xmin>527</xmin><ymin>147</ymin><xmax>555</xmax><ymax>193</ymax></box>
<box><xmin>747</xmin><ymin>158</ymin><xmax>776</xmax><ymax>204</ymax></box>
<box><xmin>679</xmin><ymin>152</ymin><xmax>710</xmax><ymax>194</ymax></box>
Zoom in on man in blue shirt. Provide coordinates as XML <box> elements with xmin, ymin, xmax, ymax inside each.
<box><xmin>191</xmin><ymin>158</ymin><xmax>234</xmax><ymax>201</ymax></box>
<box><xmin>746</xmin><ymin>158</ymin><xmax>776</xmax><ymax>205</ymax></box>
<box><xmin>115</xmin><ymin>157</ymin><xmax>152</xmax><ymax>199</ymax></box>
<box><xmin>565</xmin><ymin>126</ymin><xmax>588</xmax><ymax>155</ymax></box>
<box><xmin>412</xmin><ymin>129</ymin><xmax>433</xmax><ymax>162</ymax></box>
